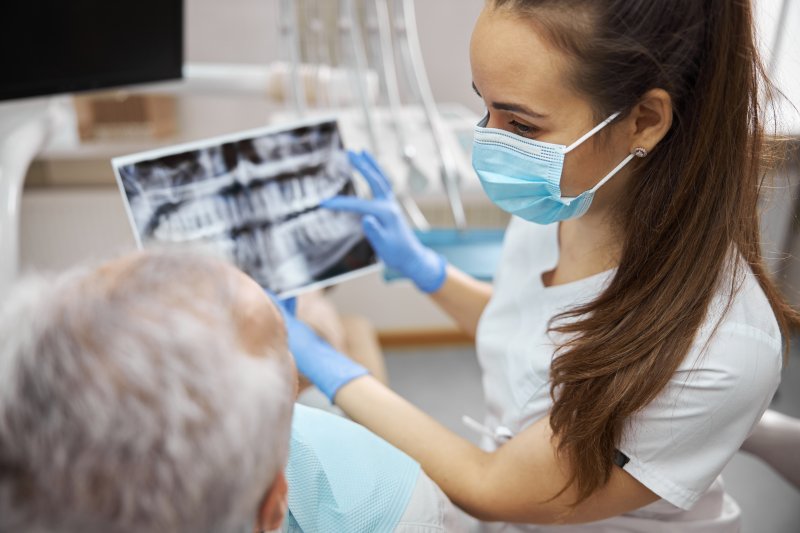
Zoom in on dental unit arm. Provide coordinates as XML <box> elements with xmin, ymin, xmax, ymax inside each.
<box><xmin>369</xmin><ymin>0</ymin><xmax>431</xmax><ymax>231</ymax></box>
<box><xmin>339</xmin><ymin>0</ymin><xmax>379</xmax><ymax>153</ymax></box>
<box><xmin>394</xmin><ymin>0</ymin><xmax>467</xmax><ymax>229</ymax></box>
<box><xmin>0</xmin><ymin>100</ymin><xmax>58</xmax><ymax>297</ymax></box>
<box><xmin>339</xmin><ymin>0</ymin><xmax>430</xmax><ymax>231</ymax></box>
<box><xmin>279</xmin><ymin>0</ymin><xmax>307</xmax><ymax>117</ymax></box>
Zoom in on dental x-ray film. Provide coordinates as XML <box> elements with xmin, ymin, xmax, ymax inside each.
<box><xmin>112</xmin><ymin>118</ymin><xmax>379</xmax><ymax>298</ymax></box>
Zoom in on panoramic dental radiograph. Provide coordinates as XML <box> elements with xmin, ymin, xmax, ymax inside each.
<box><xmin>113</xmin><ymin>119</ymin><xmax>378</xmax><ymax>296</ymax></box>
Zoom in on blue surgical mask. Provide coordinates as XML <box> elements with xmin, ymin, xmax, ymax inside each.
<box><xmin>472</xmin><ymin>113</ymin><xmax>636</xmax><ymax>224</ymax></box>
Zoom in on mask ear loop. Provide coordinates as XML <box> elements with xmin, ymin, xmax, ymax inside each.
<box><xmin>559</xmin><ymin>111</ymin><xmax>635</xmax><ymax>200</ymax></box>
<box><xmin>588</xmin><ymin>152</ymin><xmax>636</xmax><ymax>193</ymax></box>
<box><xmin>563</xmin><ymin>111</ymin><xmax>622</xmax><ymax>154</ymax></box>
<box><xmin>562</xmin><ymin>150</ymin><xmax>636</xmax><ymax>204</ymax></box>
<box><xmin>590</xmin><ymin>145</ymin><xmax>649</xmax><ymax>193</ymax></box>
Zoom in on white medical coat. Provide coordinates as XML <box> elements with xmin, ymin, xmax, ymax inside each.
<box><xmin>475</xmin><ymin>217</ymin><xmax>783</xmax><ymax>532</ymax></box>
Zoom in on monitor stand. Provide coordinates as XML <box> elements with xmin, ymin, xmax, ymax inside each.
<box><xmin>0</xmin><ymin>99</ymin><xmax>58</xmax><ymax>296</ymax></box>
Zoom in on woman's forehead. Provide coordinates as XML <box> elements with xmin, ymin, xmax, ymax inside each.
<box><xmin>470</xmin><ymin>7</ymin><xmax>583</xmax><ymax>115</ymax></box>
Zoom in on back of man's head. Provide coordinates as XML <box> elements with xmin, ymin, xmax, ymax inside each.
<box><xmin>0</xmin><ymin>251</ymin><xmax>294</xmax><ymax>533</ymax></box>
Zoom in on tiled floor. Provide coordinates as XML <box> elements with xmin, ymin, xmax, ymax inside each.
<box><xmin>385</xmin><ymin>342</ymin><xmax>800</xmax><ymax>532</ymax></box>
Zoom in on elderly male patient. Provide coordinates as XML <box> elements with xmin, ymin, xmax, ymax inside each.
<box><xmin>0</xmin><ymin>251</ymin><xmax>462</xmax><ymax>533</ymax></box>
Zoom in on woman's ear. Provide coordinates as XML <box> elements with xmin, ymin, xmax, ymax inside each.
<box><xmin>629</xmin><ymin>88</ymin><xmax>673</xmax><ymax>153</ymax></box>
<box><xmin>257</xmin><ymin>470</ymin><xmax>288</xmax><ymax>532</ymax></box>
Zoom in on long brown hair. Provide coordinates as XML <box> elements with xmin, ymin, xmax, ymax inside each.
<box><xmin>491</xmin><ymin>0</ymin><xmax>800</xmax><ymax>505</ymax></box>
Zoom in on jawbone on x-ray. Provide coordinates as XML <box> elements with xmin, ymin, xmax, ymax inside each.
<box><xmin>112</xmin><ymin>119</ymin><xmax>378</xmax><ymax>297</ymax></box>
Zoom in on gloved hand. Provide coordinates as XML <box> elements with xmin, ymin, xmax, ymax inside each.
<box><xmin>270</xmin><ymin>293</ymin><xmax>368</xmax><ymax>402</ymax></box>
<box><xmin>321</xmin><ymin>150</ymin><xmax>447</xmax><ymax>294</ymax></box>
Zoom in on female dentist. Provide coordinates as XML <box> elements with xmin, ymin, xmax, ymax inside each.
<box><xmin>281</xmin><ymin>0</ymin><xmax>799</xmax><ymax>530</ymax></box>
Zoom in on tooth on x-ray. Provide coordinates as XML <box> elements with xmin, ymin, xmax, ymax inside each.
<box><xmin>114</xmin><ymin>119</ymin><xmax>378</xmax><ymax>296</ymax></box>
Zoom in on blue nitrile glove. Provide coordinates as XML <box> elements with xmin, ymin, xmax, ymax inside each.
<box><xmin>281</xmin><ymin>296</ymin><xmax>298</xmax><ymax>317</ymax></box>
<box><xmin>321</xmin><ymin>150</ymin><xmax>447</xmax><ymax>294</ymax></box>
<box><xmin>269</xmin><ymin>292</ymin><xmax>368</xmax><ymax>402</ymax></box>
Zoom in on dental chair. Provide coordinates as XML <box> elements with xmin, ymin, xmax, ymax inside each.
<box><xmin>741</xmin><ymin>409</ymin><xmax>800</xmax><ymax>491</ymax></box>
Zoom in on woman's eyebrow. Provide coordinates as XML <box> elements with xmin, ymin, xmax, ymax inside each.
<box><xmin>492</xmin><ymin>102</ymin><xmax>548</xmax><ymax>119</ymax></box>
<box><xmin>472</xmin><ymin>81</ymin><xmax>482</xmax><ymax>97</ymax></box>
<box><xmin>471</xmin><ymin>81</ymin><xmax>548</xmax><ymax>119</ymax></box>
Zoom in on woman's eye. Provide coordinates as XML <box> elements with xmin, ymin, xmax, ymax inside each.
<box><xmin>509</xmin><ymin>119</ymin><xmax>537</xmax><ymax>136</ymax></box>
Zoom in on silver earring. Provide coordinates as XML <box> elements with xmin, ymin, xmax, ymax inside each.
<box><xmin>633</xmin><ymin>147</ymin><xmax>648</xmax><ymax>158</ymax></box>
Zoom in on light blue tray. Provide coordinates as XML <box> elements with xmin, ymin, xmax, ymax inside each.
<box><xmin>385</xmin><ymin>228</ymin><xmax>506</xmax><ymax>282</ymax></box>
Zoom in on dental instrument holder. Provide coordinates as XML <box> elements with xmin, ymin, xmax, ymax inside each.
<box><xmin>307</xmin><ymin>0</ymin><xmax>335</xmax><ymax>108</ymax></box>
<box><xmin>368</xmin><ymin>0</ymin><xmax>431</xmax><ymax>230</ymax></box>
<box><xmin>340</xmin><ymin>0</ymin><xmax>380</xmax><ymax>153</ymax></box>
<box><xmin>395</xmin><ymin>0</ymin><xmax>467</xmax><ymax>230</ymax></box>
<box><xmin>341</xmin><ymin>0</ymin><xmax>430</xmax><ymax>231</ymax></box>
<box><xmin>277</xmin><ymin>0</ymin><xmax>485</xmax><ymax>257</ymax></box>
<box><xmin>279</xmin><ymin>0</ymin><xmax>307</xmax><ymax>117</ymax></box>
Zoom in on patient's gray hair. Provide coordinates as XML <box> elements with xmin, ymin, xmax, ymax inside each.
<box><xmin>0</xmin><ymin>251</ymin><xmax>294</xmax><ymax>533</ymax></box>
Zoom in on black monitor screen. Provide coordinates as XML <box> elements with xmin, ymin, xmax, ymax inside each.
<box><xmin>0</xmin><ymin>1</ymin><xmax>183</xmax><ymax>102</ymax></box>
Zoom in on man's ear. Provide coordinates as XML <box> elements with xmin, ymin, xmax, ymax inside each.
<box><xmin>257</xmin><ymin>470</ymin><xmax>288</xmax><ymax>532</ymax></box>
<box><xmin>628</xmin><ymin>88</ymin><xmax>673</xmax><ymax>153</ymax></box>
